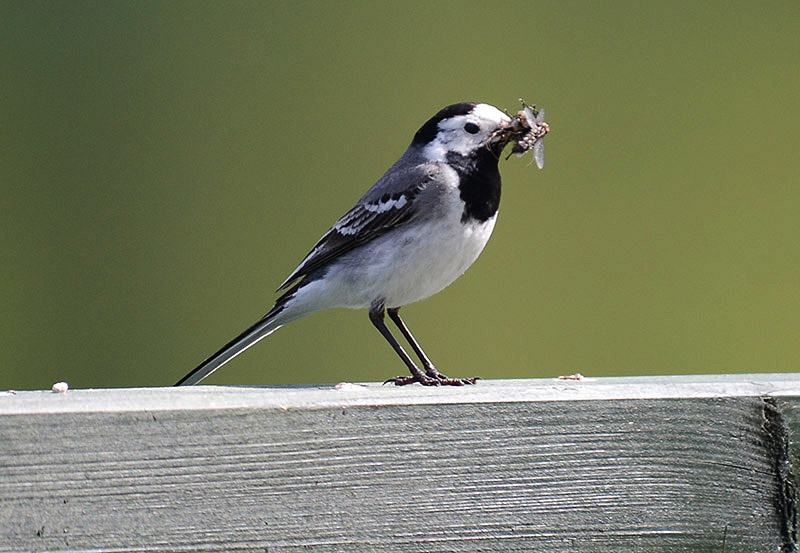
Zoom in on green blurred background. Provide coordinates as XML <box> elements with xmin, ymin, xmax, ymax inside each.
<box><xmin>2</xmin><ymin>1</ymin><xmax>799</xmax><ymax>389</ymax></box>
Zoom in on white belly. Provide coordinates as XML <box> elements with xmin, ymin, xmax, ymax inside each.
<box><xmin>289</xmin><ymin>213</ymin><xmax>497</xmax><ymax>314</ymax></box>
<box><xmin>357</xmin><ymin>214</ymin><xmax>497</xmax><ymax>308</ymax></box>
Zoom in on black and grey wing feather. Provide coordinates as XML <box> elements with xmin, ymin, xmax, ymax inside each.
<box><xmin>176</xmin><ymin>162</ymin><xmax>437</xmax><ymax>386</ymax></box>
<box><xmin>277</xmin><ymin>162</ymin><xmax>437</xmax><ymax>291</ymax></box>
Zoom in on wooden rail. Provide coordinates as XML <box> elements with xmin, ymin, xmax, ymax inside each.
<box><xmin>2</xmin><ymin>374</ymin><xmax>799</xmax><ymax>552</ymax></box>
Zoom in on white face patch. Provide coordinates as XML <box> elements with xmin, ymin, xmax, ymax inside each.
<box><xmin>470</xmin><ymin>103</ymin><xmax>512</xmax><ymax>126</ymax></box>
<box><xmin>422</xmin><ymin>103</ymin><xmax>511</xmax><ymax>162</ymax></box>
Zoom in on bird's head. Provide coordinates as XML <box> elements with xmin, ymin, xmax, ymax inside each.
<box><xmin>410</xmin><ymin>102</ymin><xmax>547</xmax><ymax>164</ymax></box>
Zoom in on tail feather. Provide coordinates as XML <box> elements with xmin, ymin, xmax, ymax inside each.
<box><xmin>174</xmin><ymin>308</ymin><xmax>283</xmax><ymax>386</ymax></box>
<box><xmin>176</xmin><ymin>277</ymin><xmax>327</xmax><ymax>386</ymax></box>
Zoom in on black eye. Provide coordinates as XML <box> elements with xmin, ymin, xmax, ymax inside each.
<box><xmin>464</xmin><ymin>122</ymin><xmax>480</xmax><ymax>134</ymax></box>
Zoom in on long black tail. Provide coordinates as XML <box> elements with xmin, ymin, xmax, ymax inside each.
<box><xmin>174</xmin><ymin>309</ymin><xmax>283</xmax><ymax>386</ymax></box>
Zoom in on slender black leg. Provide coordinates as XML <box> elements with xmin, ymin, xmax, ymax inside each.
<box><xmin>387</xmin><ymin>307</ymin><xmax>479</xmax><ymax>386</ymax></box>
<box><xmin>386</xmin><ymin>307</ymin><xmax>436</xmax><ymax>372</ymax></box>
<box><xmin>368</xmin><ymin>303</ymin><xmax>439</xmax><ymax>386</ymax></box>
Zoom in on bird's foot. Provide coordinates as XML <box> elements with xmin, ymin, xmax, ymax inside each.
<box><xmin>425</xmin><ymin>366</ymin><xmax>479</xmax><ymax>385</ymax></box>
<box><xmin>384</xmin><ymin>370</ymin><xmax>479</xmax><ymax>387</ymax></box>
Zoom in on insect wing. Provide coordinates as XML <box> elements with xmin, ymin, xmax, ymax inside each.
<box><xmin>533</xmin><ymin>137</ymin><xmax>545</xmax><ymax>169</ymax></box>
<box><xmin>534</xmin><ymin>107</ymin><xmax>546</xmax><ymax>125</ymax></box>
<box><xmin>522</xmin><ymin>105</ymin><xmax>536</xmax><ymax>129</ymax></box>
<box><xmin>533</xmin><ymin>107</ymin><xmax>546</xmax><ymax>168</ymax></box>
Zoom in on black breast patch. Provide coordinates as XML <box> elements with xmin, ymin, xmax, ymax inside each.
<box><xmin>447</xmin><ymin>150</ymin><xmax>502</xmax><ymax>223</ymax></box>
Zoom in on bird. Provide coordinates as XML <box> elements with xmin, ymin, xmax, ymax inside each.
<box><xmin>175</xmin><ymin>101</ymin><xmax>548</xmax><ymax>387</ymax></box>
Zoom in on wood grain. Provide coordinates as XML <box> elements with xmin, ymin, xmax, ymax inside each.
<box><xmin>1</xmin><ymin>375</ymin><xmax>798</xmax><ymax>552</ymax></box>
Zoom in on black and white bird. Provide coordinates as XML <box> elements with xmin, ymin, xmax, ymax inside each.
<box><xmin>175</xmin><ymin>102</ymin><xmax>548</xmax><ymax>387</ymax></box>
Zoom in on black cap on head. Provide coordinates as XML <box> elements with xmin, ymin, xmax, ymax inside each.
<box><xmin>411</xmin><ymin>102</ymin><xmax>477</xmax><ymax>146</ymax></box>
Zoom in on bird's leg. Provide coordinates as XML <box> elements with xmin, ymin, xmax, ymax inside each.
<box><xmin>369</xmin><ymin>303</ymin><xmax>439</xmax><ymax>386</ymax></box>
<box><xmin>386</xmin><ymin>307</ymin><xmax>478</xmax><ymax>386</ymax></box>
<box><xmin>387</xmin><ymin>307</ymin><xmax>436</xmax><ymax>373</ymax></box>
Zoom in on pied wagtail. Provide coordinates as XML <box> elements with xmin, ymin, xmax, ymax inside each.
<box><xmin>176</xmin><ymin>101</ymin><xmax>549</xmax><ymax>386</ymax></box>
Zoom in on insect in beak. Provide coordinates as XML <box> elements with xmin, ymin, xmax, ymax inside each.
<box><xmin>506</xmin><ymin>100</ymin><xmax>550</xmax><ymax>169</ymax></box>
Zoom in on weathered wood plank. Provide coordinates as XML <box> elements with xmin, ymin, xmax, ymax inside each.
<box><xmin>1</xmin><ymin>375</ymin><xmax>798</xmax><ymax>552</ymax></box>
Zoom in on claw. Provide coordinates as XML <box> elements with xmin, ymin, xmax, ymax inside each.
<box><xmin>426</xmin><ymin>367</ymin><xmax>480</xmax><ymax>385</ymax></box>
<box><xmin>383</xmin><ymin>373</ymin><xmax>479</xmax><ymax>386</ymax></box>
<box><xmin>384</xmin><ymin>374</ymin><xmax>440</xmax><ymax>386</ymax></box>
